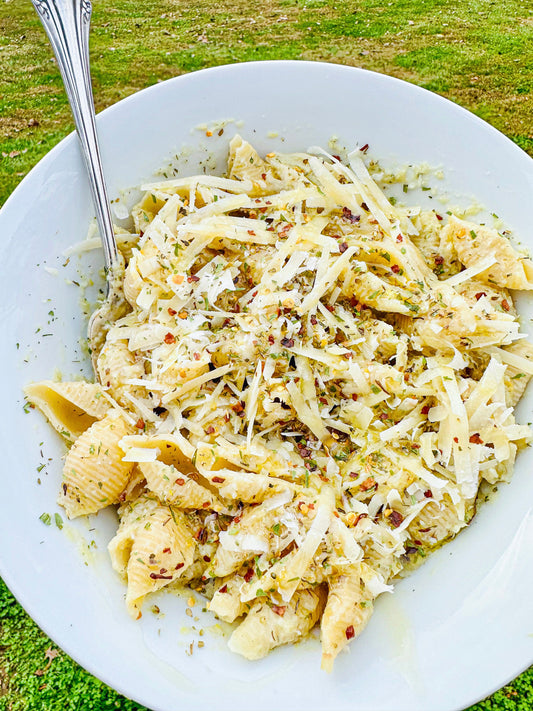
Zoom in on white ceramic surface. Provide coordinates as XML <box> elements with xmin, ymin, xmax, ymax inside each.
<box><xmin>1</xmin><ymin>61</ymin><xmax>533</xmax><ymax>711</ymax></box>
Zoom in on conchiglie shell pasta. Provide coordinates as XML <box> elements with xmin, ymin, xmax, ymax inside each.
<box><xmin>227</xmin><ymin>135</ymin><xmax>283</xmax><ymax>194</ymax></box>
<box><xmin>96</xmin><ymin>339</ymin><xmax>145</xmax><ymax>405</ymax></box>
<box><xmin>208</xmin><ymin>576</ymin><xmax>248</xmax><ymax>623</ymax></box>
<box><xmin>199</xmin><ymin>466</ymin><xmax>287</xmax><ymax>504</ymax></box>
<box><xmin>320</xmin><ymin>570</ymin><xmax>374</xmax><ymax>672</ymax></box>
<box><xmin>59</xmin><ymin>412</ymin><xmax>134</xmax><ymax>518</ymax></box>
<box><xmin>24</xmin><ymin>380</ymin><xmax>112</xmax><ymax>440</ymax></box>
<box><xmin>108</xmin><ymin>495</ymin><xmax>196</xmax><ymax>616</ymax></box>
<box><xmin>444</xmin><ymin>215</ymin><xmax>533</xmax><ymax>290</ymax></box>
<box><xmin>123</xmin><ymin>253</ymin><xmax>145</xmax><ymax>307</ymax></box>
<box><xmin>131</xmin><ymin>191</ymin><xmax>166</xmax><ymax>234</ymax></box>
<box><xmin>503</xmin><ymin>340</ymin><xmax>533</xmax><ymax>408</ymax></box>
<box><xmin>120</xmin><ymin>433</ymin><xmax>195</xmax><ymax>470</ymax></box>
<box><xmin>228</xmin><ymin>587</ymin><xmax>326</xmax><ymax>660</ymax></box>
<box><xmin>211</xmin><ymin>501</ymin><xmax>290</xmax><ymax>577</ymax></box>
<box><xmin>138</xmin><ymin>460</ymin><xmax>226</xmax><ymax>512</ymax></box>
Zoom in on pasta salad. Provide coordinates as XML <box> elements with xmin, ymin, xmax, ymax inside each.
<box><xmin>25</xmin><ymin>136</ymin><xmax>533</xmax><ymax>670</ymax></box>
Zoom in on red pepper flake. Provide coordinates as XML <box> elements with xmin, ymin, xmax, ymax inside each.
<box><xmin>164</xmin><ymin>332</ymin><xmax>176</xmax><ymax>344</ymax></box>
<box><xmin>193</xmin><ymin>352</ymin><xmax>201</xmax><ymax>361</ymax></box>
<box><xmin>261</xmin><ymin>173</ymin><xmax>267</xmax><ymax>180</ymax></box>
<box><xmin>268</xmin><ymin>334</ymin><xmax>275</xmax><ymax>345</ymax></box>
<box><xmin>332</xmin><ymin>154</ymin><xmax>342</xmax><ymax>161</ymax></box>
<box><xmin>421</xmin><ymin>404</ymin><xmax>430</xmax><ymax>415</ymax></box>
<box><xmin>423</xmin><ymin>490</ymin><xmax>433</xmax><ymax>498</ymax></box>
<box><xmin>212</xmin><ymin>476</ymin><xmax>226</xmax><ymax>484</ymax></box>
<box><xmin>187</xmin><ymin>275</ymin><xmax>200</xmax><ymax>283</ymax></box>
<box><xmin>244</xmin><ymin>568</ymin><xmax>254</xmax><ymax>582</ymax></box>
<box><xmin>359</xmin><ymin>143</ymin><xmax>369</xmax><ymax>153</ymax></box>
<box><xmin>475</xmin><ymin>292</ymin><xmax>486</xmax><ymax>301</ymax></box>
<box><xmin>501</xmin><ymin>299</ymin><xmax>510</xmax><ymax>312</ymax></box>
<box><xmin>168</xmin><ymin>307</ymin><xmax>177</xmax><ymax>316</ymax></box>
<box><xmin>359</xmin><ymin>476</ymin><xmax>376</xmax><ymax>492</ymax></box>
<box><xmin>150</xmin><ymin>572</ymin><xmax>173</xmax><ymax>580</ymax></box>
<box><xmin>175</xmin><ymin>562</ymin><xmax>184</xmax><ymax>570</ymax></box>
<box><xmin>434</xmin><ymin>255</ymin><xmax>444</xmax><ymax>266</ymax></box>
<box><xmin>342</xmin><ymin>207</ymin><xmax>360</xmax><ymax>223</ymax></box>
<box><xmin>360</xmin><ymin>201</ymin><xmax>369</xmax><ymax>212</ymax></box>
<box><xmin>231</xmin><ymin>401</ymin><xmax>245</xmax><ymax>415</ymax></box>
<box><xmin>281</xmin><ymin>337</ymin><xmax>294</xmax><ymax>348</ymax></box>
<box><xmin>389</xmin><ymin>510</ymin><xmax>404</xmax><ymax>528</ymax></box>
<box><xmin>202</xmin><ymin>501</ymin><xmax>210</xmax><ymax>509</ymax></box>
<box><xmin>339</xmin><ymin>242</ymin><xmax>349</xmax><ymax>253</ymax></box>
<box><xmin>319</xmin><ymin>397</ymin><xmax>328</xmax><ymax>405</ymax></box>
<box><xmin>175</xmin><ymin>478</ymin><xmax>185</xmax><ymax>486</ymax></box>
<box><xmin>310</xmin><ymin>315</ymin><xmax>317</xmax><ymax>325</ymax></box>
<box><xmin>247</xmin><ymin>229</ymin><xmax>255</xmax><ymax>236</ymax></box>
<box><xmin>203</xmin><ymin>555</ymin><xmax>211</xmax><ymax>562</ymax></box>
<box><xmin>453</xmin><ymin>437</ymin><xmax>459</xmax><ymax>443</ymax></box>
<box><xmin>391</xmin><ymin>264</ymin><xmax>400</xmax><ymax>274</ymax></box>
<box><xmin>396</xmin><ymin>234</ymin><xmax>403</xmax><ymax>242</ymax></box>
<box><xmin>351</xmin><ymin>393</ymin><xmax>358</xmax><ymax>401</ymax></box>
<box><xmin>195</xmin><ymin>528</ymin><xmax>208</xmax><ymax>544</ymax></box>
<box><xmin>205</xmin><ymin>425</ymin><xmax>215</xmax><ymax>435</ymax></box>
<box><xmin>162</xmin><ymin>547</ymin><xmax>171</xmax><ymax>554</ymax></box>
<box><xmin>469</xmin><ymin>433</ymin><xmax>483</xmax><ymax>444</ymax></box>
<box><xmin>135</xmin><ymin>418</ymin><xmax>145</xmax><ymax>429</ymax></box>
<box><xmin>436</xmin><ymin>214</ymin><xmax>443</xmax><ymax>221</ymax></box>
<box><xmin>272</xmin><ymin>605</ymin><xmax>287</xmax><ymax>617</ymax></box>
<box><xmin>218</xmin><ymin>584</ymin><xmax>228</xmax><ymax>594</ymax></box>
<box><xmin>345</xmin><ymin>625</ymin><xmax>355</xmax><ymax>639</ymax></box>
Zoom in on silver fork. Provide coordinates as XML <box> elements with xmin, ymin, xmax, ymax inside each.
<box><xmin>32</xmin><ymin>0</ymin><xmax>123</xmax><ymax>364</ymax></box>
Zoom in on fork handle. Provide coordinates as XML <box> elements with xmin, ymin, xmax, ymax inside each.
<box><xmin>32</xmin><ymin>0</ymin><xmax>118</xmax><ymax>269</ymax></box>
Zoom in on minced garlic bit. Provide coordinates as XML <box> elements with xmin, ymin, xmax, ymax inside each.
<box><xmin>27</xmin><ymin>136</ymin><xmax>533</xmax><ymax>670</ymax></box>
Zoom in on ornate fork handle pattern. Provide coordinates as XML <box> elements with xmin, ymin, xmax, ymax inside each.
<box><xmin>32</xmin><ymin>0</ymin><xmax>117</xmax><ymax>270</ymax></box>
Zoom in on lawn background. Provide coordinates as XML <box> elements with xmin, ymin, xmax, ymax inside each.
<box><xmin>0</xmin><ymin>0</ymin><xmax>532</xmax><ymax>709</ymax></box>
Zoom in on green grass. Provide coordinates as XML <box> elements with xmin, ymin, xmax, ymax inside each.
<box><xmin>1</xmin><ymin>0</ymin><xmax>532</xmax><ymax>708</ymax></box>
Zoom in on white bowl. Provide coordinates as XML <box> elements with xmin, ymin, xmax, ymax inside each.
<box><xmin>1</xmin><ymin>60</ymin><xmax>532</xmax><ymax>711</ymax></box>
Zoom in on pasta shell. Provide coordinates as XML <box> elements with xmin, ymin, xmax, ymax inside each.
<box><xmin>228</xmin><ymin>587</ymin><xmax>326</xmax><ymax>660</ymax></box>
<box><xmin>208</xmin><ymin>576</ymin><xmax>248</xmax><ymax>623</ymax></box>
<box><xmin>24</xmin><ymin>380</ymin><xmax>111</xmax><ymax>440</ymax></box>
<box><xmin>59</xmin><ymin>412</ymin><xmax>134</xmax><ymax>518</ymax></box>
<box><xmin>123</xmin><ymin>253</ymin><xmax>144</xmax><ymax>307</ymax></box>
<box><xmin>139</xmin><ymin>460</ymin><xmax>225</xmax><ymax>512</ymax></box>
<box><xmin>320</xmin><ymin>569</ymin><xmax>373</xmax><ymax>672</ymax></box>
<box><xmin>96</xmin><ymin>339</ymin><xmax>145</xmax><ymax>405</ymax></box>
<box><xmin>444</xmin><ymin>215</ymin><xmax>533</xmax><ymax>290</ymax></box>
<box><xmin>503</xmin><ymin>340</ymin><xmax>533</xmax><ymax>408</ymax></box>
<box><xmin>109</xmin><ymin>495</ymin><xmax>196</xmax><ymax>616</ymax></box>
